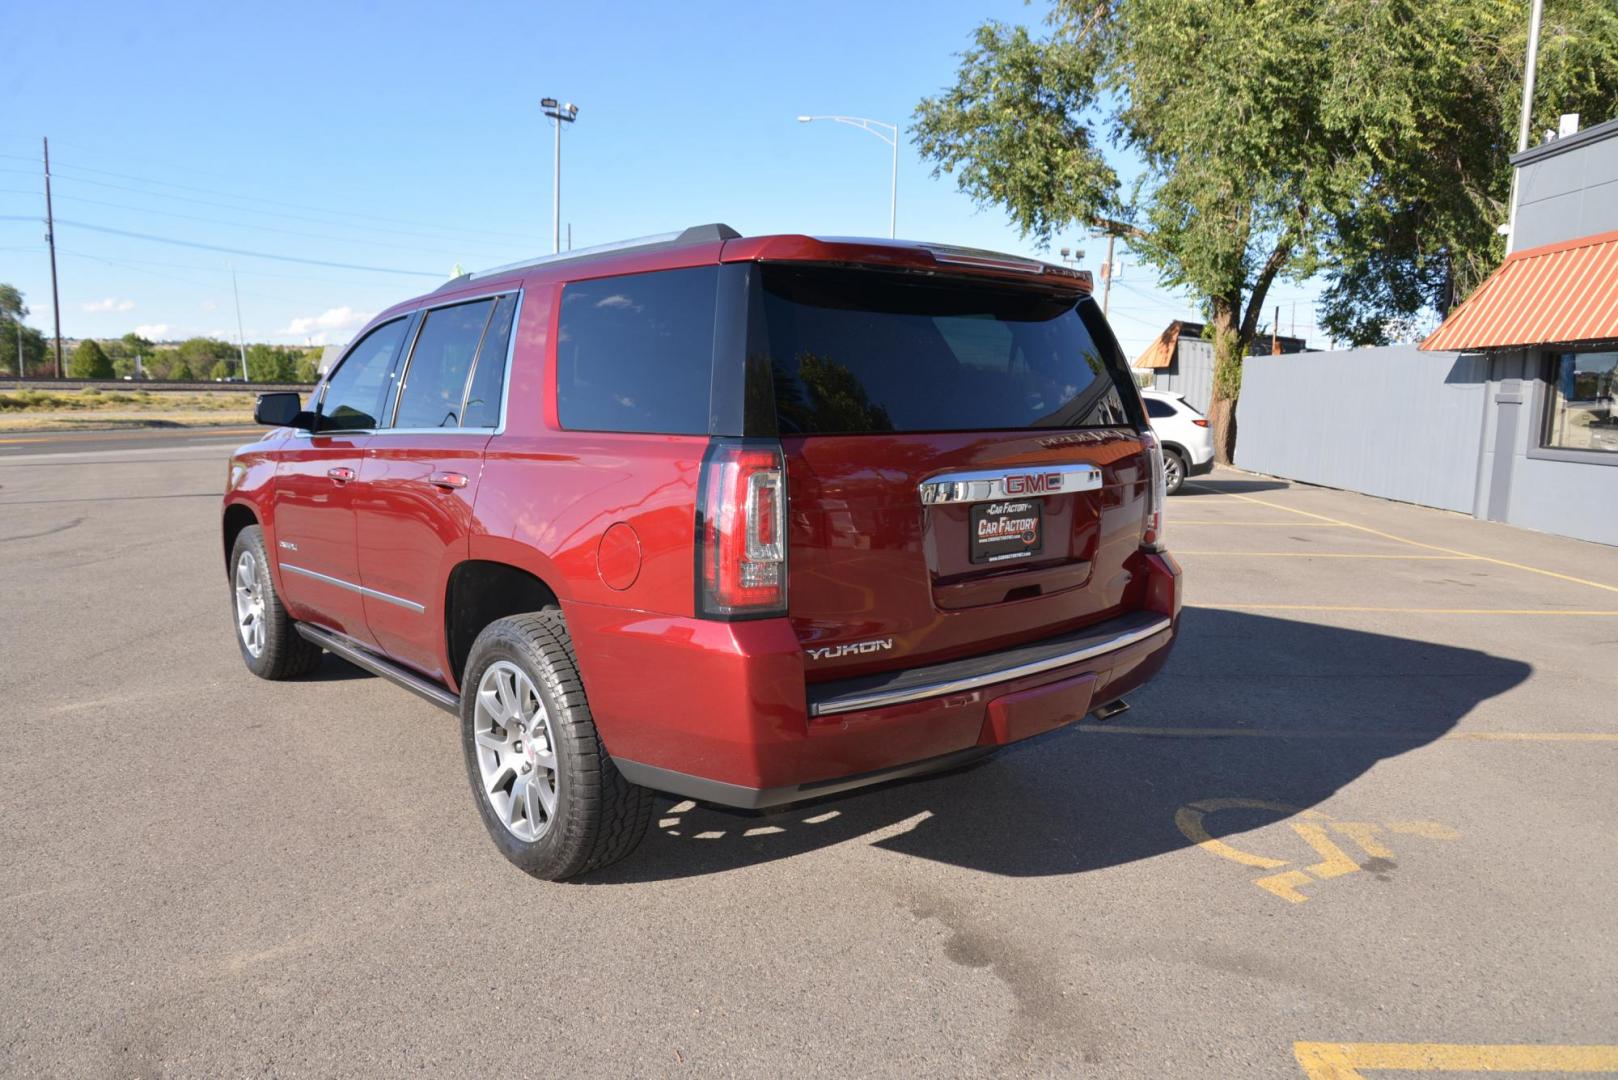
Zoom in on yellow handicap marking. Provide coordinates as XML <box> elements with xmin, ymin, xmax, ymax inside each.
<box><xmin>1175</xmin><ymin>798</ymin><xmax>1459</xmax><ymax>904</ymax></box>
<box><xmin>1295</xmin><ymin>1041</ymin><xmax>1618</xmax><ymax>1077</ymax></box>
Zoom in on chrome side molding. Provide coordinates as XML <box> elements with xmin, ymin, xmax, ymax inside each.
<box><xmin>917</xmin><ymin>463</ymin><xmax>1102</xmax><ymax>505</ymax></box>
<box><xmin>280</xmin><ymin>562</ymin><xmax>425</xmax><ymax>614</ymax></box>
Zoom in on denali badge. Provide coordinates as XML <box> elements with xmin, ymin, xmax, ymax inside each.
<box><xmin>806</xmin><ymin>638</ymin><xmax>894</xmax><ymax>661</ymax></box>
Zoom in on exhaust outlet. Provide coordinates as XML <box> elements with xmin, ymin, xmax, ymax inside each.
<box><xmin>1091</xmin><ymin>698</ymin><xmax>1130</xmax><ymax>722</ymax></box>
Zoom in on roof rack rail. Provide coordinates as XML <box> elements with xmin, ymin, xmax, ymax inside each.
<box><xmin>439</xmin><ymin>223</ymin><xmax>742</xmax><ymax>289</ymax></box>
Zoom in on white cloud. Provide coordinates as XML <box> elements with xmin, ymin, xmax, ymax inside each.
<box><xmin>133</xmin><ymin>324</ymin><xmax>170</xmax><ymax>340</ymax></box>
<box><xmin>282</xmin><ymin>305</ymin><xmax>374</xmax><ymax>346</ymax></box>
<box><xmin>83</xmin><ymin>297</ymin><xmax>136</xmax><ymax>313</ymax></box>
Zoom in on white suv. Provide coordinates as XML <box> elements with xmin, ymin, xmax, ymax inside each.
<box><xmin>1142</xmin><ymin>389</ymin><xmax>1214</xmax><ymax>494</ymax></box>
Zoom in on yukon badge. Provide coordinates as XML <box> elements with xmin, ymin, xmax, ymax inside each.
<box><xmin>806</xmin><ymin>638</ymin><xmax>894</xmax><ymax>661</ymax></box>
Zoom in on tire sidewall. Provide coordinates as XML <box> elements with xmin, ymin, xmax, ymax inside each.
<box><xmin>459</xmin><ymin>628</ymin><xmax>578</xmax><ymax>871</ymax></box>
<box><xmin>1163</xmin><ymin>449</ymin><xmax>1187</xmax><ymax>495</ymax></box>
<box><xmin>230</xmin><ymin>527</ymin><xmax>275</xmax><ymax>677</ymax></box>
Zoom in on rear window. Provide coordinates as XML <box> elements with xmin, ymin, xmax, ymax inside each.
<box><xmin>1145</xmin><ymin>397</ymin><xmax>1177</xmax><ymax>419</ymax></box>
<box><xmin>556</xmin><ymin>267</ymin><xmax>716</xmax><ymax>435</ymax></box>
<box><xmin>757</xmin><ymin>267</ymin><xmax>1131</xmax><ymax>435</ymax></box>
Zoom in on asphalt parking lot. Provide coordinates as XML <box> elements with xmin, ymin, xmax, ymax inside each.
<box><xmin>3</xmin><ymin>429</ymin><xmax>1616</xmax><ymax>1078</ymax></box>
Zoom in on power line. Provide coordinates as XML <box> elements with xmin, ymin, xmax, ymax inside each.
<box><xmin>0</xmin><ymin>166</ymin><xmax>528</xmax><ymax>254</ymax></box>
<box><xmin>0</xmin><ymin>149</ymin><xmax>530</xmax><ymax>245</ymax></box>
<box><xmin>0</xmin><ymin>215</ymin><xmax>441</xmax><ymax>277</ymax></box>
<box><xmin>0</xmin><ymin>186</ymin><xmax>508</xmax><ymax>261</ymax></box>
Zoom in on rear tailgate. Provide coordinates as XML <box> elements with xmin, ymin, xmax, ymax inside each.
<box><xmin>746</xmin><ymin>260</ymin><xmax>1153</xmax><ymax>682</ymax></box>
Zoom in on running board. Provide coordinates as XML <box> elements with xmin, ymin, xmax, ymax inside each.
<box><xmin>295</xmin><ymin>623</ymin><xmax>460</xmax><ymax>714</ymax></box>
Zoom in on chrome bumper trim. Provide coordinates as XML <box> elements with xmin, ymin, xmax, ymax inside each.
<box><xmin>808</xmin><ymin>614</ymin><xmax>1172</xmax><ymax>718</ymax></box>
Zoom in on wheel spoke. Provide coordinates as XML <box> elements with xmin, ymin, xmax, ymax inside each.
<box><xmin>534</xmin><ymin>775</ymin><xmax>557</xmax><ymax>819</ymax></box>
<box><xmin>508</xmin><ymin>774</ymin><xmax>529</xmax><ymax>825</ymax></box>
<box><xmin>485</xmin><ymin>760</ymin><xmax>513</xmax><ymax>796</ymax></box>
<box><xmin>495</xmin><ymin>669</ymin><xmax>517</xmax><ymax>718</ymax></box>
<box><xmin>477</xmin><ymin>687</ymin><xmax>506</xmax><ymax>723</ymax></box>
<box><xmin>525</xmin><ymin>775</ymin><xmax>545</xmax><ymax>824</ymax></box>
<box><xmin>474</xmin><ymin>728</ymin><xmax>505</xmax><ymax>753</ymax></box>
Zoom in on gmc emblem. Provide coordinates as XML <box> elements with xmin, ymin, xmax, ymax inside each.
<box><xmin>1003</xmin><ymin>472</ymin><xmax>1062</xmax><ymax>495</ymax></box>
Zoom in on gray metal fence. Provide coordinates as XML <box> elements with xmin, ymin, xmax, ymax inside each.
<box><xmin>1144</xmin><ymin>338</ymin><xmax>1215</xmax><ymax>414</ymax></box>
<box><xmin>1234</xmin><ymin>345</ymin><xmax>1488</xmax><ymax>514</ymax></box>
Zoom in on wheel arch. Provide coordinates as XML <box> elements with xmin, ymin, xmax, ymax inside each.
<box><xmin>222</xmin><ymin>501</ymin><xmax>259</xmax><ymax>574</ymax></box>
<box><xmin>445</xmin><ymin>560</ymin><xmax>562</xmax><ymax>690</ymax></box>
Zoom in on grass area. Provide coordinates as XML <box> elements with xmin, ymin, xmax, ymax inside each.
<box><xmin>0</xmin><ymin>387</ymin><xmax>257</xmax><ymax>431</ymax></box>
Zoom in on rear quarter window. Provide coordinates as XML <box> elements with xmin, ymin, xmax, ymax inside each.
<box><xmin>556</xmin><ymin>267</ymin><xmax>716</xmax><ymax>435</ymax></box>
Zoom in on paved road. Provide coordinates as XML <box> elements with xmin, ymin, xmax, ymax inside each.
<box><xmin>3</xmin><ymin>429</ymin><xmax>1616</xmax><ymax>1078</ymax></box>
<box><xmin>0</xmin><ymin>425</ymin><xmax>259</xmax><ymax>458</ymax></box>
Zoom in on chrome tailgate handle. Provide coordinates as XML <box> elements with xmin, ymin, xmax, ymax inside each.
<box><xmin>918</xmin><ymin>464</ymin><xmax>1101</xmax><ymax>505</ymax></box>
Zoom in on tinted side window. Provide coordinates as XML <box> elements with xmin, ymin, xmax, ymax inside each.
<box><xmin>556</xmin><ymin>267</ymin><xmax>716</xmax><ymax>435</ymax></box>
<box><xmin>462</xmin><ymin>294</ymin><xmax>517</xmax><ymax>429</ymax></box>
<box><xmin>1145</xmin><ymin>397</ymin><xmax>1177</xmax><ymax>419</ymax></box>
<box><xmin>392</xmin><ymin>299</ymin><xmax>495</xmax><ymax>429</ymax></box>
<box><xmin>320</xmin><ymin>318</ymin><xmax>407</xmax><ymax>432</ymax></box>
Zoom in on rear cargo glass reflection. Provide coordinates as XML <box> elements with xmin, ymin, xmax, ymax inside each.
<box><xmin>757</xmin><ymin>268</ymin><xmax>1130</xmax><ymax>435</ymax></box>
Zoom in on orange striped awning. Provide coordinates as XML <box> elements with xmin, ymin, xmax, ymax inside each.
<box><xmin>1421</xmin><ymin>229</ymin><xmax>1618</xmax><ymax>351</ymax></box>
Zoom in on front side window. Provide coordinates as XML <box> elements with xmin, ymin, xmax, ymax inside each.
<box><xmin>319</xmin><ymin>318</ymin><xmax>408</xmax><ymax>432</ymax></box>
<box><xmin>556</xmin><ymin>267</ymin><xmax>717</xmax><ymax>435</ymax></box>
<box><xmin>757</xmin><ymin>266</ymin><xmax>1131</xmax><ymax>434</ymax></box>
<box><xmin>393</xmin><ymin>298</ymin><xmax>496</xmax><ymax>429</ymax></box>
<box><xmin>1543</xmin><ymin>350</ymin><xmax>1618</xmax><ymax>454</ymax></box>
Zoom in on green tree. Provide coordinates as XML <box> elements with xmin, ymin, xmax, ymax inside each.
<box><xmin>913</xmin><ymin>0</ymin><xmax>1618</xmax><ymax>460</ymax></box>
<box><xmin>166</xmin><ymin>355</ymin><xmax>195</xmax><ymax>381</ymax></box>
<box><xmin>179</xmin><ymin>336</ymin><xmax>235</xmax><ymax>372</ymax></box>
<box><xmin>68</xmin><ymin>339</ymin><xmax>114</xmax><ymax>379</ymax></box>
<box><xmin>208</xmin><ymin>359</ymin><xmax>235</xmax><ymax>381</ymax></box>
<box><xmin>293</xmin><ymin>350</ymin><xmax>322</xmax><ymax>384</ymax></box>
<box><xmin>0</xmin><ymin>283</ymin><xmax>50</xmax><ymax>377</ymax></box>
<box><xmin>246</xmin><ymin>344</ymin><xmax>301</xmax><ymax>382</ymax></box>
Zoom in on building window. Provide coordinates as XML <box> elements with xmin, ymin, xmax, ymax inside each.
<box><xmin>1543</xmin><ymin>350</ymin><xmax>1618</xmax><ymax>454</ymax></box>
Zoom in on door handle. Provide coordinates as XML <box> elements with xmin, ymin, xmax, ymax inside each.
<box><xmin>430</xmin><ymin>471</ymin><xmax>469</xmax><ymax>490</ymax></box>
<box><xmin>327</xmin><ymin>466</ymin><xmax>355</xmax><ymax>483</ymax></box>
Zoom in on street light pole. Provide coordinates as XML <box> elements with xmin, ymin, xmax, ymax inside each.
<box><xmin>541</xmin><ymin>98</ymin><xmax>579</xmax><ymax>255</ymax></box>
<box><xmin>796</xmin><ymin>115</ymin><xmax>900</xmax><ymax>238</ymax></box>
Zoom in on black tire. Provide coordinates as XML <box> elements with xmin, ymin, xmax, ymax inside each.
<box><xmin>229</xmin><ymin>524</ymin><xmax>323</xmax><ymax>680</ymax></box>
<box><xmin>459</xmin><ymin>610</ymin><xmax>654</xmax><ymax>881</ymax></box>
<box><xmin>1162</xmin><ymin>448</ymin><xmax>1188</xmax><ymax>495</ymax></box>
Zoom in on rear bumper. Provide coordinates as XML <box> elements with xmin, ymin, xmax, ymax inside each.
<box><xmin>1188</xmin><ymin>455</ymin><xmax>1215</xmax><ymax>477</ymax></box>
<box><xmin>566</xmin><ymin>552</ymin><xmax>1181</xmax><ymax>809</ymax></box>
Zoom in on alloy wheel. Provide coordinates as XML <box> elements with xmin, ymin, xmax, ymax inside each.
<box><xmin>234</xmin><ymin>549</ymin><xmax>267</xmax><ymax>657</ymax></box>
<box><xmin>473</xmin><ymin>660</ymin><xmax>560</xmax><ymax>843</ymax></box>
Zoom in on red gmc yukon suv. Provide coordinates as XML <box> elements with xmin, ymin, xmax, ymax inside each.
<box><xmin>222</xmin><ymin>225</ymin><xmax>1181</xmax><ymax>880</ymax></box>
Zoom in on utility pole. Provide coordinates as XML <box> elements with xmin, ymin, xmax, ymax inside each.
<box><xmin>1101</xmin><ymin>232</ymin><xmax>1117</xmax><ymax>317</ymax></box>
<box><xmin>231</xmin><ymin>268</ymin><xmax>248</xmax><ymax>381</ymax></box>
<box><xmin>1504</xmin><ymin>0</ymin><xmax>1545</xmax><ymax>253</ymax></box>
<box><xmin>42</xmin><ymin>137</ymin><xmax>63</xmax><ymax>379</ymax></box>
<box><xmin>1272</xmin><ymin>306</ymin><xmax>1280</xmax><ymax>354</ymax></box>
<box><xmin>541</xmin><ymin>98</ymin><xmax>579</xmax><ymax>254</ymax></box>
<box><xmin>16</xmin><ymin>320</ymin><xmax>22</xmax><ymax>379</ymax></box>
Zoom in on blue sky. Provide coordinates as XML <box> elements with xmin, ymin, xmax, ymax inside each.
<box><xmin>1</xmin><ymin>0</ymin><xmax>1324</xmax><ymax>358</ymax></box>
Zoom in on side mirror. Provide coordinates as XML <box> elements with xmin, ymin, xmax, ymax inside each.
<box><xmin>254</xmin><ymin>391</ymin><xmax>311</xmax><ymax>429</ymax></box>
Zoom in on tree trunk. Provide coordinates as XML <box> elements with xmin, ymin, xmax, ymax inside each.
<box><xmin>1206</xmin><ymin>306</ymin><xmax>1244</xmax><ymax>465</ymax></box>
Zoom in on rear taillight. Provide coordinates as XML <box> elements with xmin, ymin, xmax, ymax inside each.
<box><xmin>1192</xmin><ymin>418</ymin><xmax>1210</xmax><ymax>428</ymax></box>
<box><xmin>697</xmin><ymin>439</ymin><xmax>787</xmax><ymax>618</ymax></box>
<box><xmin>1140</xmin><ymin>430</ymin><xmax>1167</xmax><ymax>553</ymax></box>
